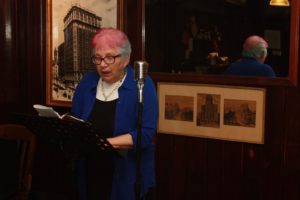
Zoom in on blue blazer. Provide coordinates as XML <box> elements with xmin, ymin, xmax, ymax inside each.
<box><xmin>71</xmin><ymin>65</ymin><xmax>158</xmax><ymax>200</ymax></box>
<box><xmin>224</xmin><ymin>57</ymin><xmax>276</xmax><ymax>77</ymax></box>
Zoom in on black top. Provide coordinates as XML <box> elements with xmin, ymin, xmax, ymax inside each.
<box><xmin>86</xmin><ymin>99</ymin><xmax>118</xmax><ymax>200</ymax></box>
<box><xmin>88</xmin><ymin>99</ymin><xmax>118</xmax><ymax>138</ymax></box>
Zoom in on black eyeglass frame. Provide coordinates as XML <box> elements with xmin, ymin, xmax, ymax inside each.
<box><xmin>91</xmin><ymin>54</ymin><xmax>121</xmax><ymax>65</ymax></box>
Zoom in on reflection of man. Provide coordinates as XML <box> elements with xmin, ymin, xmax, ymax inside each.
<box><xmin>224</xmin><ymin>35</ymin><xmax>276</xmax><ymax>77</ymax></box>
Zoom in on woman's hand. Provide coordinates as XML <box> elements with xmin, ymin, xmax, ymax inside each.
<box><xmin>107</xmin><ymin>133</ymin><xmax>133</xmax><ymax>149</ymax></box>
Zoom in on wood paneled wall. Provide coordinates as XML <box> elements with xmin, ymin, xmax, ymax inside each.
<box><xmin>0</xmin><ymin>0</ymin><xmax>44</xmax><ymax>123</ymax></box>
<box><xmin>152</xmin><ymin>73</ymin><xmax>300</xmax><ymax>200</ymax></box>
<box><xmin>0</xmin><ymin>0</ymin><xmax>300</xmax><ymax>199</ymax></box>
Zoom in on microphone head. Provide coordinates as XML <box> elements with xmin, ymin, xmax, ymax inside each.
<box><xmin>134</xmin><ymin>60</ymin><xmax>149</xmax><ymax>81</ymax></box>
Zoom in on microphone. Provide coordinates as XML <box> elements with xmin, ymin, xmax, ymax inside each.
<box><xmin>134</xmin><ymin>61</ymin><xmax>149</xmax><ymax>103</ymax></box>
<box><xmin>133</xmin><ymin>61</ymin><xmax>149</xmax><ymax>199</ymax></box>
<box><xmin>134</xmin><ymin>61</ymin><xmax>148</xmax><ymax>83</ymax></box>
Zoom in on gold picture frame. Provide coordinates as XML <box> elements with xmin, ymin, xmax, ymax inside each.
<box><xmin>46</xmin><ymin>0</ymin><xmax>124</xmax><ymax>106</ymax></box>
<box><xmin>158</xmin><ymin>82</ymin><xmax>266</xmax><ymax>144</ymax></box>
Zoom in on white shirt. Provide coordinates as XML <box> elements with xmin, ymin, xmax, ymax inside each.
<box><xmin>96</xmin><ymin>74</ymin><xmax>127</xmax><ymax>101</ymax></box>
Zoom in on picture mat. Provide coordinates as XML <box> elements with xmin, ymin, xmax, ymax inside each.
<box><xmin>158</xmin><ymin>82</ymin><xmax>265</xmax><ymax>144</ymax></box>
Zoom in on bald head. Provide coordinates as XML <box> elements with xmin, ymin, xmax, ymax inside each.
<box><xmin>242</xmin><ymin>35</ymin><xmax>268</xmax><ymax>63</ymax></box>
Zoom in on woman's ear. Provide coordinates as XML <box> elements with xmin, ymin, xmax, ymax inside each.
<box><xmin>123</xmin><ymin>54</ymin><xmax>131</xmax><ymax>67</ymax></box>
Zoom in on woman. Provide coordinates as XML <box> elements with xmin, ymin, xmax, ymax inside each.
<box><xmin>71</xmin><ymin>28</ymin><xmax>158</xmax><ymax>200</ymax></box>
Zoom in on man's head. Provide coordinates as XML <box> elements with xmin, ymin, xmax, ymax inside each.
<box><xmin>242</xmin><ymin>35</ymin><xmax>268</xmax><ymax>63</ymax></box>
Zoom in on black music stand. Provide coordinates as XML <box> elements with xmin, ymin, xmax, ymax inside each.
<box><xmin>14</xmin><ymin>113</ymin><xmax>116</xmax><ymax>160</ymax></box>
<box><xmin>14</xmin><ymin>113</ymin><xmax>119</xmax><ymax>200</ymax></box>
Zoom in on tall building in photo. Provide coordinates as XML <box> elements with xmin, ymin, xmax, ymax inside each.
<box><xmin>199</xmin><ymin>95</ymin><xmax>220</xmax><ymax>125</ymax></box>
<box><xmin>62</xmin><ymin>3</ymin><xmax>101</xmax><ymax>83</ymax></box>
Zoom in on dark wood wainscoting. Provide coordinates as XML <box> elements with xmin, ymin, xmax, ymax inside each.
<box><xmin>153</xmin><ymin>73</ymin><xmax>300</xmax><ymax>200</ymax></box>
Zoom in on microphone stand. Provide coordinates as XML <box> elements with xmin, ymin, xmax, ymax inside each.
<box><xmin>135</xmin><ymin>80</ymin><xmax>144</xmax><ymax>200</ymax></box>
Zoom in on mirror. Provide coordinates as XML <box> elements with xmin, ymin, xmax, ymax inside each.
<box><xmin>145</xmin><ymin>0</ymin><xmax>298</xmax><ymax>81</ymax></box>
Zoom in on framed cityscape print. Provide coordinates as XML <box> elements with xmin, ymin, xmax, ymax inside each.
<box><xmin>46</xmin><ymin>0</ymin><xmax>124</xmax><ymax>106</ymax></box>
<box><xmin>157</xmin><ymin>82</ymin><xmax>266</xmax><ymax>144</ymax></box>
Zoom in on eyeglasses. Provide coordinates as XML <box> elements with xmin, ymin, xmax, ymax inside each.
<box><xmin>91</xmin><ymin>54</ymin><xmax>121</xmax><ymax>65</ymax></box>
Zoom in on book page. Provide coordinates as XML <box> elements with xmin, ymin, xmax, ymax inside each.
<box><xmin>33</xmin><ymin>104</ymin><xmax>61</xmax><ymax>118</ymax></box>
<box><xmin>61</xmin><ymin>113</ymin><xmax>85</xmax><ymax>122</ymax></box>
<box><xmin>33</xmin><ymin>104</ymin><xmax>84</xmax><ymax>123</ymax></box>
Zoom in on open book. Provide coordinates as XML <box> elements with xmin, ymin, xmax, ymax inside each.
<box><xmin>33</xmin><ymin>104</ymin><xmax>84</xmax><ymax>122</ymax></box>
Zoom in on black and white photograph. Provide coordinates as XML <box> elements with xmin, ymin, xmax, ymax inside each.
<box><xmin>196</xmin><ymin>93</ymin><xmax>221</xmax><ymax>128</ymax></box>
<box><xmin>165</xmin><ymin>95</ymin><xmax>194</xmax><ymax>122</ymax></box>
<box><xmin>224</xmin><ymin>99</ymin><xmax>256</xmax><ymax>127</ymax></box>
<box><xmin>46</xmin><ymin>0</ymin><xmax>123</xmax><ymax>106</ymax></box>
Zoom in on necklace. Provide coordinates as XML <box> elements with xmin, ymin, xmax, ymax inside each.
<box><xmin>101</xmin><ymin>73</ymin><xmax>126</xmax><ymax>101</ymax></box>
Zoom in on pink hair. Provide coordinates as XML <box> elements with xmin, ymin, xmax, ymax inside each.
<box><xmin>91</xmin><ymin>27</ymin><xmax>131</xmax><ymax>55</ymax></box>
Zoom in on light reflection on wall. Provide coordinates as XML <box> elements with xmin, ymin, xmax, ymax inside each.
<box><xmin>5</xmin><ymin>22</ymin><xmax>12</xmax><ymax>40</ymax></box>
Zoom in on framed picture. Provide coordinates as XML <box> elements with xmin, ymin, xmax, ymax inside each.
<box><xmin>158</xmin><ymin>82</ymin><xmax>266</xmax><ymax>144</ymax></box>
<box><xmin>46</xmin><ymin>0</ymin><xmax>124</xmax><ymax>106</ymax></box>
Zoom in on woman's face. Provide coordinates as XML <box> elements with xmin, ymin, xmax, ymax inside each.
<box><xmin>93</xmin><ymin>47</ymin><xmax>130</xmax><ymax>84</ymax></box>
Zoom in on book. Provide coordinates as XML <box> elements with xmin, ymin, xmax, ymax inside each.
<box><xmin>33</xmin><ymin>104</ymin><xmax>84</xmax><ymax>122</ymax></box>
